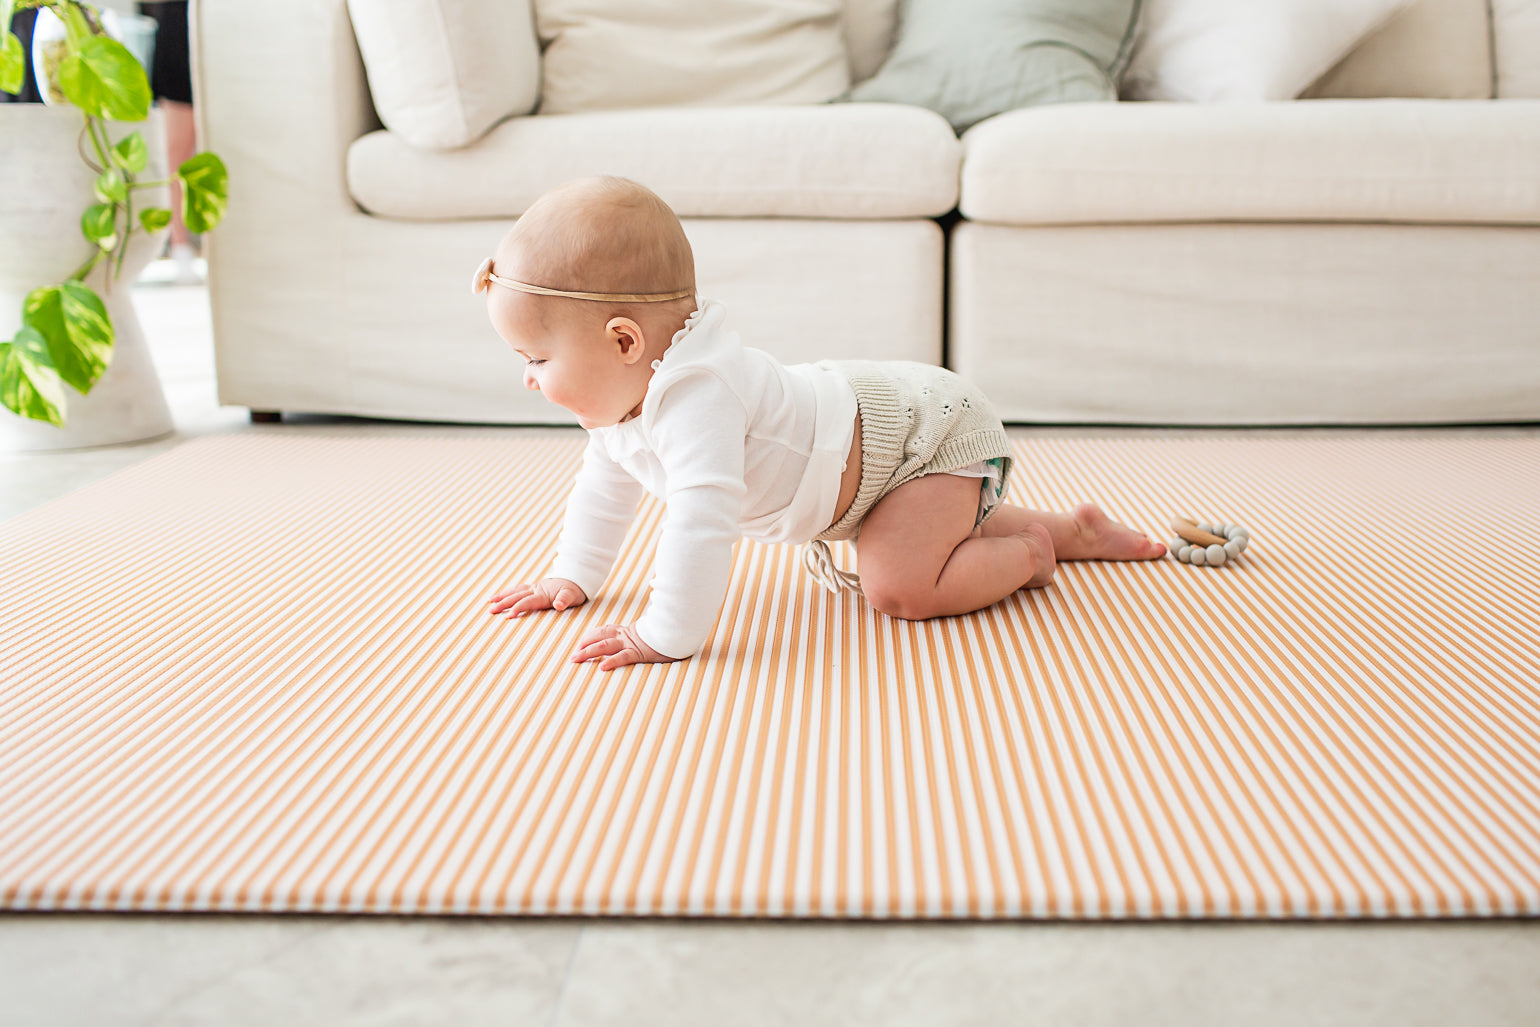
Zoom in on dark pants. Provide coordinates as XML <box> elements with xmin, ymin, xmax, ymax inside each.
<box><xmin>138</xmin><ymin>1</ymin><xmax>192</xmax><ymax>104</ymax></box>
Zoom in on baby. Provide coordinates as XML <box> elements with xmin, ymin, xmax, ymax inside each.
<box><xmin>478</xmin><ymin>176</ymin><xmax>1165</xmax><ymax>670</ymax></box>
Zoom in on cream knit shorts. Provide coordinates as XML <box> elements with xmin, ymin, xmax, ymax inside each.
<box><xmin>814</xmin><ymin>360</ymin><xmax>1014</xmax><ymax>544</ymax></box>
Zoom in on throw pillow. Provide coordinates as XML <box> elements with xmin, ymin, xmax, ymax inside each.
<box><xmin>843</xmin><ymin>0</ymin><xmax>903</xmax><ymax>85</ymax></box>
<box><xmin>842</xmin><ymin>0</ymin><xmax>1142</xmax><ymax>134</ymax></box>
<box><xmin>1121</xmin><ymin>0</ymin><xmax>1415</xmax><ymax>102</ymax></box>
<box><xmin>535</xmin><ymin>0</ymin><xmax>850</xmax><ymax>116</ymax></box>
<box><xmin>348</xmin><ymin>0</ymin><xmax>541</xmax><ymax>150</ymax></box>
<box><xmin>1303</xmin><ymin>0</ymin><xmax>1493</xmax><ymax>101</ymax></box>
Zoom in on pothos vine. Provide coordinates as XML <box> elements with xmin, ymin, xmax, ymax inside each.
<box><xmin>1</xmin><ymin>0</ymin><xmax>228</xmax><ymax>427</ymax></box>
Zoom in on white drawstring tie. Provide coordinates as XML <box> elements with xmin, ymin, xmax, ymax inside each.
<box><xmin>802</xmin><ymin>540</ymin><xmax>862</xmax><ymax>595</ymax></box>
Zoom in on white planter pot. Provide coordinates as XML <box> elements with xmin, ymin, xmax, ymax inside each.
<box><xmin>0</xmin><ymin>105</ymin><xmax>173</xmax><ymax>452</ymax></box>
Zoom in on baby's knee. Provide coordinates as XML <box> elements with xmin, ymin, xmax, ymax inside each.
<box><xmin>862</xmin><ymin>578</ymin><xmax>938</xmax><ymax>621</ymax></box>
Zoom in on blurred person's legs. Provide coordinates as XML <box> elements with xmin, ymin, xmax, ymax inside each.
<box><xmin>162</xmin><ymin>99</ymin><xmax>196</xmax><ymax>247</ymax></box>
<box><xmin>138</xmin><ymin>1</ymin><xmax>202</xmax><ymax>284</ymax></box>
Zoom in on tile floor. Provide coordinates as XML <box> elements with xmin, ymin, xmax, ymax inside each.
<box><xmin>2</xmin><ymin>282</ymin><xmax>1537</xmax><ymax>1026</ymax></box>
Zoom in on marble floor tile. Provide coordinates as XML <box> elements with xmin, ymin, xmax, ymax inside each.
<box><xmin>0</xmin><ymin>913</ymin><xmax>581</xmax><ymax>1027</ymax></box>
<box><xmin>553</xmin><ymin>919</ymin><xmax>1540</xmax><ymax>1027</ymax></box>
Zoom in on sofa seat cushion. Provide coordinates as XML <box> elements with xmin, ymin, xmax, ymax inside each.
<box><xmin>961</xmin><ymin>99</ymin><xmax>1540</xmax><ymax>226</ymax></box>
<box><xmin>348</xmin><ymin>104</ymin><xmax>962</xmax><ymax>221</ymax></box>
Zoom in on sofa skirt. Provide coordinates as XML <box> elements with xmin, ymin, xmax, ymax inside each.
<box><xmin>949</xmin><ymin>221</ymin><xmax>1540</xmax><ymax>425</ymax></box>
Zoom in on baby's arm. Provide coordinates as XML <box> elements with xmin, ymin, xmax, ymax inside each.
<box><xmin>488</xmin><ymin>433</ymin><xmax>642</xmax><ymax>618</ymax></box>
<box><xmin>576</xmin><ymin>373</ymin><xmax>748</xmax><ymax>670</ymax></box>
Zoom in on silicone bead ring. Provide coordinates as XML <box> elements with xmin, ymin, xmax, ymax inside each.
<box><xmin>1169</xmin><ymin>517</ymin><xmax>1252</xmax><ymax>568</ymax></box>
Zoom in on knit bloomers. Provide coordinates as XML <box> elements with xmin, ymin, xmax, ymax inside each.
<box><xmin>802</xmin><ymin>360</ymin><xmax>1015</xmax><ymax>593</ymax></box>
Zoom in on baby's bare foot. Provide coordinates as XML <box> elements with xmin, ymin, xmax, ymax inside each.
<box><xmin>1020</xmin><ymin>523</ymin><xmax>1056</xmax><ymax>588</ymax></box>
<box><xmin>1070</xmin><ymin>503</ymin><xmax>1167</xmax><ymax>561</ymax></box>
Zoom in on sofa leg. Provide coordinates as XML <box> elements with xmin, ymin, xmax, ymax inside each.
<box><xmin>250</xmin><ymin>410</ymin><xmax>282</xmax><ymax>424</ymax></box>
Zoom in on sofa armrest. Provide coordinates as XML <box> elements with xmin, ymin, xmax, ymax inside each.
<box><xmin>194</xmin><ymin>0</ymin><xmax>374</xmax><ymax>229</ymax></box>
<box><xmin>193</xmin><ymin>0</ymin><xmax>381</xmax><ymax>409</ymax></box>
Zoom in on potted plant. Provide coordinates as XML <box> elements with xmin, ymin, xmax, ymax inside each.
<box><xmin>0</xmin><ymin>0</ymin><xmax>227</xmax><ymax>444</ymax></box>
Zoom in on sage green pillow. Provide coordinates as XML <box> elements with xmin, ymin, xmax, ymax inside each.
<box><xmin>843</xmin><ymin>0</ymin><xmax>1142</xmax><ymax>133</ymax></box>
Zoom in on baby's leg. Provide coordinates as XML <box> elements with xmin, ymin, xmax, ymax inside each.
<box><xmin>978</xmin><ymin>503</ymin><xmax>1166</xmax><ymax>561</ymax></box>
<box><xmin>855</xmin><ymin>473</ymin><xmax>1055</xmax><ymax>621</ymax></box>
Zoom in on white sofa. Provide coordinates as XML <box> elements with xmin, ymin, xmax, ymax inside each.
<box><xmin>195</xmin><ymin>0</ymin><xmax>1540</xmax><ymax>426</ymax></box>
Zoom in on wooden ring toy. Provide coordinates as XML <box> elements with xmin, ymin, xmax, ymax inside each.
<box><xmin>1169</xmin><ymin>516</ymin><xmax>1251</xmax><ymax>567</ymax></box>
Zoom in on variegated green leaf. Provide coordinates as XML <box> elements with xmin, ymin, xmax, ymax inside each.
<box><xmin>1</xmin><ymin>29</ymin><xmax>24</xmax><ymax>95</ymax></box>
<box><xmin>94</xmin><ymin>167</ymin><xmax>126</xmax><ymax>204</ymax></box>
<box><xmin>0</xmin><ymin>327</ymin><xmax>67</xmax><ymax>427</ymax></box>
<box><xmin>178</xmin><ymin>152</ymin><xmax>229</xmax><ymax>235</ymax></box>
<box><xmin>58</xmin><ymin>35</ymin><xmax>150</xmax><ymax>121</ymax></box>
<box><xmin>82</xmin><ymin>202</ymin><xmax>117</xmax><ymax>250</ymax></box>
<box><xmin>111</xmin><ymin>130</ymin><xmax>148</xmax><ymax>173</ymax></box>
<box><xmin>140</xmin><ymin>207</ymin><xmax>172</xmax><ymax>233</ymax></box>
<box><xmin>23</xmin><ymin>281</ymin><xmax>114</xmax><ymax>395</ymax></box>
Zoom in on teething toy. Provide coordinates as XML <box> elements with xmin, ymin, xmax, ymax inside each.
<box><xmin>1169</xmin><ymin>516</ymin><xmax>1251</xmax><ymax>567</ymax></box>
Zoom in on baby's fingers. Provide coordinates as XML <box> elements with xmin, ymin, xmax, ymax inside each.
<box><xmin>550</xmin><ymin>583</ymin><xmax>586</xmax><ymax>612</ymax></box>
<box><xmin>488</xmin><ymin>585</ymin><xmax>535</xmax><ymax>614</ymax></box>
<box><xmin>506</xmin><ymin>592</ymin><xmax>562</xmax><ymax>618</ymax></box>
<box><xmin>598</xmin><ymin>649</ymin><xmax>644</xmax><ymax>671</ymax></box>
<box><xmin>572</xmin><ymin>630</ymin><xmax>628</xmax><ymax>665</ymax></box>
<box><xmin>488</xmin><ymin>582</ymin><xmax>532</xmax><ymax>603</ymax></box>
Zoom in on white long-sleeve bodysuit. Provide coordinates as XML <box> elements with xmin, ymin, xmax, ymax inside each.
<box><xmin>548</xmin><ymin>302</ymin><xmax>857</xmax><ymax>659</ymax></box>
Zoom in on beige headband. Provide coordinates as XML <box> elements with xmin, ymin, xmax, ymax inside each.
<box><xmin>471</xmin><ymin>257</ymin><xmax>693</xmax><ymax>303</ymax></box>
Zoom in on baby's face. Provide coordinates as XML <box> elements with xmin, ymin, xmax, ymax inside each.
<box><xmin>489</xmin><ymin>291</ymin><xmax>647</xmax><ymax>429</ymax></box>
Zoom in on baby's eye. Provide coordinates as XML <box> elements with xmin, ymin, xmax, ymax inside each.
<box><xmin>525</xmin><ymin>358</ymin><xmax>545</xmax><ymax>368</ymax></box>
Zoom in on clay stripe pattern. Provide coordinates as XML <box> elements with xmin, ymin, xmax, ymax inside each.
<box><xmin>1</xmin><ymin>431</ymin><xmax>1537</xmax><ymax>918</ymax></box>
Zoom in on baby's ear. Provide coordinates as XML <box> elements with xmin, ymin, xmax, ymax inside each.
<box><xmin>606</xmin><ymin>317</ymin><xmax>647</xmax><ymax>363</ymax></box>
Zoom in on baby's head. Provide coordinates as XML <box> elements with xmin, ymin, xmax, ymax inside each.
<box><xmin>475</xmin><ymin>176</ymin><xmax>697</xmax><ymax>429</ymax></box>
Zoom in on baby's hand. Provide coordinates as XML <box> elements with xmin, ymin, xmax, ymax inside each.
<box><xmin>572</xmin><ymin>623</ymin><xmax>678</xmax><ymax>672</ymax></box>
<box><xmin>488</xmin><ymin>577</ymin><xmax>587</xmax><ymax>618</ymax></box>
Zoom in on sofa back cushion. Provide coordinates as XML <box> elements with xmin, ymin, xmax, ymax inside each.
<box><xmin>535</xmin><ymin>0</ymin><xmax>850</xmax><ymax>115</ymax></box>
<box><xmin>347</xmin><ymin>0</ymin><xmax>541</xmax><ymax>149</ymax></box>
<box><xmin>1493</xmin><ymin>0</ymin><xmax>1540</xmax><ymax>97</ymax></box>
<box><xmin>1304</xmin><ymin>0</ymin><xmax>1493</xmax><ymax>99</ymax></box>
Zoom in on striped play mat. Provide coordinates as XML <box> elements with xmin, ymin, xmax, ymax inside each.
<box><xmin>2</xmin><ymin>430</ymin><xmax>1537</xmax><ymax>918</ymax></box>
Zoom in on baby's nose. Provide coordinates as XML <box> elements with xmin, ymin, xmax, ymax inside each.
<box><xmin>523</xmin><ymin>366</ymin><xmax>539</xmax><ymax>391</ymax></box>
